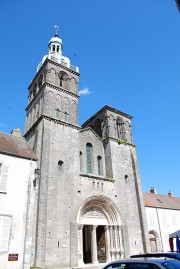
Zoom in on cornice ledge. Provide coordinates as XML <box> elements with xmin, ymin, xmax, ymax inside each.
<box><xmin>43</xmin><ymin>115</ymin><xmax>81</xmax><ymax>129</ymax></box>
<box><xmin>45</xmin><ymin>82</ymin><xmax>79</xmax><ymax>98</ymax></box>
<box><xmin>103</xmin><ymin>137</ymin><xmax>136</xmax><ymax>147</ymax></box>
<box><xmin>47</xmin><ymin>58</ymin><xmax>80</xmax><ymax>76</ymax></box>
<box><xmin>80</xmin><ymin>173</ymin><xmax>115</xmax><ymax>183</ymax></box>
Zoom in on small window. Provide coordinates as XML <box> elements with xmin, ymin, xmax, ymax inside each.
<box><xmin>33</xmin><ymin>83</ymin><xmax>37</xmax><ymax>97</ymax></box>
<box><xmin>0</xmin><ymin>164</ymin><xmax>2</xmax><ymax>177</ymax></box>
<box><xmin>0</xmin><ymin>216</ymin><xmax>11</xmax><ymax>252</ymax></box>
<box><xmin>58</xmin><ymin>161</ymin><xmax>63</xmax><ymax>171</ymax></box>
<box><xmin>38</xmin><ymin>74</ymin><xmax>43</xmax><ymax>89</ymax></box>
<box><xmin>80</xmin><ymin>151</ymin><xmax>83</xmax><ymax>172</ymax></box>
<box><xmin>55</xmin><ymin>108</ymin><xmax>61</xmax><ymax>119</ymax></box>
<box><xmin>53</xmin><ymin>45</ymin><xmax>55</xmax><ymax>52</ymax></box>
<box><xmin>57</xmin><ymin>46</ymin><xmax>59</xmax><ymax>52</ymax></box>
<box><xmin>0</xmin><ymin>164</ymin><xmax>9</xmax><ymax>193</ymax></box>
<box><xmin>125</xmin><ymin>175</ymin><xmax>128</xmax><ymax>183</ymax></box>
<box><xmin>97</xmin><ymin>156</ymin><xmax>102</xmax><ymax>176</ymax></box>
<box><xmin>86</xmin><ymin>143</ymin><xmax>93</xmax><ymax>174</ymax></box>
<box><xmin>60</xmin><ymin>78</ymin><xmax>63</xmax><ymax>87</ymax></box>
<box><xmin>64</xmin><ymin>112</ymin><xmax>68</xmax><ymax>121</ymax></box>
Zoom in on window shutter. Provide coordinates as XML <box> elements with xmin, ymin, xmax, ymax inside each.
<box><xmin>0</xmin><ymin>216</ymin><xmax>11</xmax><ymax>252</ymax></box>
<box><xmin>0</xmin><ymin>165</ymin><xmax>9</xmax><ymax>192</ymax></box>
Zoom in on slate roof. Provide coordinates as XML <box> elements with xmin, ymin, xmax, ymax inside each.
<box><xmin>0</xmin><ymin>131</ymin><xmax>37</xmax><ymax>160</ymax></box>
<box><xmin>144</xmin><ymin>192</ymin><xmax>180</xmax><ymax>210</ymax></box>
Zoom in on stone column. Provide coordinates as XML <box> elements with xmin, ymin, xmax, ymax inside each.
<box><xmin>109</xmin><ymin>225</ymin><xmax>115</xmax><ymax>260</ymax></box>
<box><xmin>119</xmin><ymin>226</ymin><xmax>124</xmax><ymax>258</ymax></box>
<box><xmin>104</xmin><ymin>226</ymin><xmax>111</xmax><ymax>262</ymax></box>
<box><xmin>114</xmin><ymin>225</ymin><xmax>121</xmax><ymax>259</ymax></box>
<box><xmin>78</xmin><ymin>224</ymin><xmax>84</xmax><ymax>266</ymax></box>
<box><xmin>91</xmin><ymin>225</ymin><xmax>98</xmax><ymax>264</ymax></box>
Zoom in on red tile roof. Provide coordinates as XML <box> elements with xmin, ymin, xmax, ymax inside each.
<box><xmin>144</xmin><ymin>192</ymin><xmax>180</xmax><ymax>210</ymax></box>
<box><xmin>0</xmin><ymin>132</ymin><xmax>37</xmax><ymax>160</ymax></box>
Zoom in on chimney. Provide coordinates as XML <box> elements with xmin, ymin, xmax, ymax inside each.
<box><xmin>168</xmin><ymin>190</ymin><xmax>173</xmax><ymax>198</ymax></box>
<box><xmin>11</xmin><ymin>128</ymin><xmax>21</xmax><ymax>137</ymax></box>
<box><xmin>150</xmin><ymin>187</ymin><xmax>157</xmax><ymax>194</ymax></box>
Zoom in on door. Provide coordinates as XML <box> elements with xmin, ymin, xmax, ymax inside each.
<box><xmin>97</xmin><ymin>225</ymin><xmax>106</xmax><ymax>263</ymax></box>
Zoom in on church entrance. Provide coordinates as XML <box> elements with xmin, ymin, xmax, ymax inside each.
<box><xmin>82</xmin><ymin>225</ymin><xmax>106</xmax><ymax>264</ymax></box>
<box><xmin>97</xmin><ymin>225</ymin><xmax>106</xmax><ymax>263</ymax></box>
<box><xmin>77</xmin><ymin>195</ymin><xmax>124</xmax><ymax>267</ymax></box>
<box><xmin>83</xmin><ymin>225</ymin><xmax>92</xmax><ymax>263</ymax></box>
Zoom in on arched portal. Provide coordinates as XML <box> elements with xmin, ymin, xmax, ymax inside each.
<box><xmin>77</xmin><ymin>195</ymin><xmax>124</xmax><ymax>266</ymax></box>
<box><xmin>149</xmin><ymin>230</ymin><xmax>161</xmax><ymax>252</ymax></box>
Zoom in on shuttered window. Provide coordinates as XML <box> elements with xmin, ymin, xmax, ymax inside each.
<box><xmin>86</xmin><ymin>143</ymin><xmax>93</xmax><ymax>174</ymax></box>
<box><xmin>0</xmin><ymin>164</ymin><xmax>9</xmax><ymax>193</ymax></box>
<box><xmin>0</xmin><ymin>216</ymin><xmax>11</xmax><ymax>252</ymax></box>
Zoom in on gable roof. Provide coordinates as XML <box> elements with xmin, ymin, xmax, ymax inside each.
<box><xmin>80</xmin><ymin>127</ymin><xmax>103</xmax><ymax>141</ymax></box>
<box><xmin>144</xmin><ymin>192</ymin><xmax>180</xmax><ymax>210</ymax></box>
<box><xmin>82</xmin><ymin>105</ymin><xmax>132</xmax><ymax>128</ymax></box>
<box><xmin>0</xmin><ymin>132</ymin><xmax>37</xmax><ymax>160</ymax></box>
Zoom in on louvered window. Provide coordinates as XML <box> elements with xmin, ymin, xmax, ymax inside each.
<box><xmin>0</xmin><ymin>216</ymin><xmax>11</xmax><ymax>252</ymax></box>
<box><xmin>86</xmin><ymin>143</ymin><xmax>93</xmax><ymax>174</ymax></box>
<box><xmin>0</xmin><ymin>164</ymin><xmax>9</xmax><ymax>193</ymax></box>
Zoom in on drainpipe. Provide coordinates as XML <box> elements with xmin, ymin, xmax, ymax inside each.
<box><xmin>156</xmin><ymin>208</ymin><xmax>164</xmax><ymax>251</ymax></box>
<box><xmin>22</xmin><ymin>160</ymin><xmax>33</xmax><ymax>269</ymax></box>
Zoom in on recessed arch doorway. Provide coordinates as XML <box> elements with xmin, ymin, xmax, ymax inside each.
<box><xmin>77</xmin><ymin>195</ymin><xmax>124</xmax><ymax>266</ymax></box>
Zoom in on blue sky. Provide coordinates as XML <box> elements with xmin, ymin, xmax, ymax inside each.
<box><xmin>1</xmin><ymin>1</ymin><xmax>180</xmax><ymax>196</ymax></box>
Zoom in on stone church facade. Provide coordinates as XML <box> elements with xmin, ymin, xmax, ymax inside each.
<box><xmin>24</xmin><ymin>32</ymin><xmax>150</xmax><ymax>269</ymax></box>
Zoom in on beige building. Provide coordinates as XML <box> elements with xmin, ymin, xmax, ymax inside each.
<box><xmin>0</xmin><ymin>129</ymin><xmax>37</xmax><ymax>269</ymax></box>
<box><xmin>144</xmin><ymin>187</ymin><xmax>180</xmax><ymax>253</ymax></box>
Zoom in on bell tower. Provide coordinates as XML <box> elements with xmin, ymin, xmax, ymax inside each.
<box><xmin>25</xmin><ymin>26</ymin><xmax>80</xmax><ymax>145</ymax></box>
<box><xmin>24</xmin><ymin>28</ymin><xmax>81</xmax><ymax>268</ymax></box>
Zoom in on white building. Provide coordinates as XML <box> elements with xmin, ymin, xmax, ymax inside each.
<box><xmin>144</xmin><ymin>187</ymin><xmax>180</xmax><ymax>253</ymax></box>
<box><xmin>0</xmin><ymin>128</ymin><xmax>37</xmax><ymax>269</ymax></box>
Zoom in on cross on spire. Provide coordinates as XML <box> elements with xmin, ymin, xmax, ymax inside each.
<box><xmin>54</xmin><ymin>25</ymin><xmax>59</xmax><ymax>36</ymax></box>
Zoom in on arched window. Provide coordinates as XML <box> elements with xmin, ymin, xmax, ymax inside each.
<box><xmin>60</xmin><ymin>78</ymin><xmax>63</xmax><ymax>87</ymax></box>
<box><xmin>58</xmin><ymin>160</ymin><xmax>63</xmax><ymax>171</ymax></box>
<box><xmin>38</xmin><ymin>74</ymin><xmax>43</xmax><ymax>89</ymax></box>
<box><xmin>55</xmin><ymin>108</ymin><xmax>61</xmax><ymax>119</ymax></box>
<box><xmin>80</xmin><ymin>151</ymin><xmax>83</xmax><ymax>172</ymax></box>
<box><xmin>116</xmin><ymin>116</ymin><xmax>125</xmax><ymax>140</ymax></box>
<box><xmin>33</xmin><ymin>83</ymin><xmax>37</xmax><ymax>97</ymax></box>
<box><xmin>86</xmin><ymin>143</ymin><xmax>93</xmax><ymax>174</ymax></box>
<box><xmin>149</xmin><ymin>232</ymin><xmax>158</xmax><ymax>252</ymax></box>
<box><xmin>94</xmin><ymin>119</ymin><xmax>102</xmax><ymax>137</ymax></box>
<box><xmin>97</xmin><ymin>156</ymin><xmax>102</xmax><ymax>176</ymax></box>
<box><xmin>59</xmin><ymin>71</ymin><xmax>69</xmax><ymax>90</ymax></box>
<box><xmin>64</xmin><ymin>111</ymin><xmax>68</xmax><ymax>121</ymax></box>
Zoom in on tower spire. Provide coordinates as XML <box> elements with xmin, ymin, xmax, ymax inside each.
<box><xmin>54</xmin><ymin>25</ymin><xmax>59</xmax><ymax>37</ymax></box>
